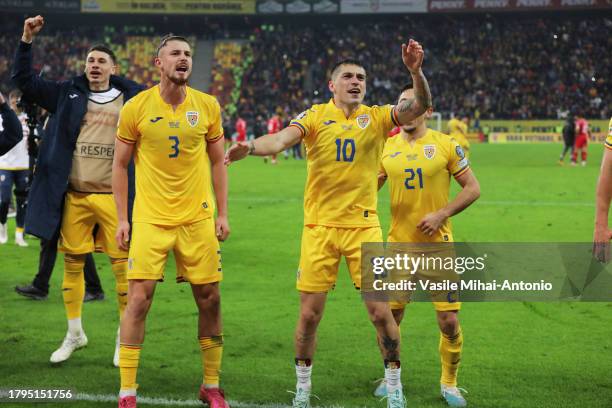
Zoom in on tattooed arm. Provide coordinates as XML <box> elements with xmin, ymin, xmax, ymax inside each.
<box><xmin>394</xmin><ymin>39</ymin><xmax>432</xmax><ymax>125</ymax></box>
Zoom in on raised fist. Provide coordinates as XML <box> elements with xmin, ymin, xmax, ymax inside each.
<box><xmin>22</xmin><ymin>15</ymin><xmax>44</xmax><ymax>43</ymax></box>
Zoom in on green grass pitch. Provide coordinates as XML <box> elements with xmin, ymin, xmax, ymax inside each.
<box><xmin>1</xmin><ymin>143</ymin><xmax>611</xmax><ymax>407</ymax></box>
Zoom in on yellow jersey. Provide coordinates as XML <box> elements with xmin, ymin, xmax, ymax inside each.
<box><xmin>117</xmin><ymin>85</ymin><xmax>223</xmax><ymax>225</ymax></box>
<box><xmin>290</xmin><ymin>99</ymin><xmax>399</xmax><ymax>227</ymax></box>
<box><xmin>447</xmin><ymin>118</ymin><xmax>468</xmax><ymax>139</ymax></box>
<box><xmin>381</xmin><ymin>129</ymin><xmax>469</xmax><ymax>243</ymax></box>
<box><xmin>606</xmin><ymin>117</ymin><xmax>612</xmax><ymax>150</ymax></box>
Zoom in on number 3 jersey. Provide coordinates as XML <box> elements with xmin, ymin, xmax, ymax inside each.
<box><xmin>381</xmin><ymin>129</ymin><xmax>469</xmax><ymax>243</ymax></box>
<box><xmin>117</xmin><ymin>85</ymin><xmax>223</xmax><ymax>225</ymax></box>
<box><xmin>290</xmin><ymin>99</ymin><xmax>399</xmax><ymax>228</ymax></box>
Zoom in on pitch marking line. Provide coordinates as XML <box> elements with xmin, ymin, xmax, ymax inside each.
<box><xmin>75</xmin><ymin>393</ymin><xmax>344</xmax><ymax>407</ymax></box>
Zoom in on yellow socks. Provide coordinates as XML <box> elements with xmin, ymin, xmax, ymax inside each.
<box><xmin>199</xmin><ymin>335</ymin><xmax>224</xmax><ymax>386</ymax></box>
<box><xmin>62</xmin><ymin>255</ymin><xmax>85</xmax><ymax>321</ymax></box>
<box><xmin>439</xmin><ymin>328</ymin><xmax>463</xmax><ymax>387</ymax></box>
<box><xmin>111</xmin><ymin>258</ymin><xmax>128</xmax><ymax>318</ymax></box>
<box><xmin>119</xmin><ymin>344</ymin><xmax>142</xmax><ymax>393</ymax></box>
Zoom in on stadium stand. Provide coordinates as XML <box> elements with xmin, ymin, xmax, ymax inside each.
<box><xmin>237</xmin><ymin>15</ymin><xmax>610</xmax><ymax>120</ymax></box>
<box><xmin>0</xmin><ymin>23</ymin><xmax>194</xmax><ymax>92</ymax></box>
<box><xmin>0</xmin><ymin>13</ymin><xmax>609</xmax><ymax>120</ymax></box>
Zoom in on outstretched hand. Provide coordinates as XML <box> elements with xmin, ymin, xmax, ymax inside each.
<box><xmin>23</xmin><ymin>15</ymin><xmax>44</xmax><ymax>43</ymax></box>
<box><xmin>224</xmin><ymin>142</ymin><xmax>250</xmax><ymax>165</ymax></box>
<box><xmin>402</xmin><ymin>39</ymin><xmax>424</xmax><ymax>74</ymax></box>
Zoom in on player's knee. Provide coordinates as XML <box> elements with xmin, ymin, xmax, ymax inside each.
<box><xmin>127</xmin><ymin>292</ymin><xmax>153</xmax><ymax>320</ymax></box>
<box><xmin>368</xmin><ymin>306</ymin><xmax>390</xmax><ymax>327</ymax></box>
<box><xmin>437</xmin><ymin>311</ymin><xmax>459</xmax><ymax>335</ymax></box>
<box><xmin>195</xmin><ymin>289</ymin><xmax>220</xmax><ymax>312</ymax></box>
<box><xmin>299</xmin><ymin>307</ymin><xmax>323</xmax><ymax>327</ymax></box>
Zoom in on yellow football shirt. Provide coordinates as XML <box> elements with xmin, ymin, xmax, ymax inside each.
<box><xmin>117</xmin><ymin>85</ymin><xmax>223</xmax><ymax>225</ymax></box>
<box><xmin>290</xmin><ymin>99</ymin><xmax>399</xmax><ymax>227</ymax></box>
<box><xmin>381</xmin><ymin>129</ymin><xmax>469</xmax><ymax>243</ymax></box>
<box><xmin>447</xmin><ymin>118</ymin><xmax>467</xmax><ymax>138</ymax></box>
<box><xmin>606</xmin><ymin>117</ymin><xmax>612</xmax><ymax>150</ymax></box>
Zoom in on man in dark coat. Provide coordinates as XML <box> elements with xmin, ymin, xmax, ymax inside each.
<box><xmin>12</xmin><ymin>15</ymin><xmax>143</xmax><ymax>366</ymax></box>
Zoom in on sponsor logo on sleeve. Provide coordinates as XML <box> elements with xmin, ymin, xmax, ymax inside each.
<box><xmin>456</xmin><ymin>145</ymin><xmax>466</xmax><ymax>159</ymax></box>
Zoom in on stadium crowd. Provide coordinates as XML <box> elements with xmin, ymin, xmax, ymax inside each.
<box><xmin>240</xmin><ymin>15</ymin><xmax>611</xmax><ymax>121</ymax></box>
<box><xmin>0</xmin><ymin>13</ymin><xmax>609</xmax><ymax>122</ymax></box>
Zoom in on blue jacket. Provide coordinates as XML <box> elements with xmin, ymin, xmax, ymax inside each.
<box><xmin>0</xmin><ymin>102</ymin><xmax>22</xmax><ymax>155</ymax></box>
<box><xmin>12</xmin><ymin>41</ymin><xmax>144</xmax><ymax>240</ymax></box>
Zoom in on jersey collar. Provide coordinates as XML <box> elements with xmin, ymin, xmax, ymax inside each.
<box><xmin>327</xmin><ymin>98</ymin><xmax>365</xmax><ymax>120</ymax></box>
<box><xmin>155</xmin><ymin>84</ymin><xmax>191</xmax><ymax>111</ymax></box>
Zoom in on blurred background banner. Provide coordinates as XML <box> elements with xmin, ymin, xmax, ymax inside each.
<box><xmin>256</xmin><ymin>0</ymin><xmax>340</xmax><ymax>14</ymax></box>
<box><xmin>340</xmin><ymin>0</ymin><xmax>427</xmax><ymax>13</ymax></box>
<box><xmin>0</xmin><ymin>0</ymin><xmax>80</xmax><ymax>12</ymax></box>
<box><xmin>428</xmin><ymin>0</ymin><xmax>612</xmax><ymax>12</ymax></box>
<box><xmin>81</xmin><ymin>0</ymin><xmax>256</xmax><ymax>14</ymax></box>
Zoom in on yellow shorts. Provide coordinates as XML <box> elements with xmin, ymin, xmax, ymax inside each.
<box><xmin>387</xmin><ymin>244</ymin><xmax>461</xmax><ymax>312</ymax></box>
<box><xmin>389</xmin><ymin>299</ymin><xmax>461</xmax><ymax>312</ymax></box>
<box><xmin>127</xmin><ymin>217</ymin><xmax>222</xmax><ymax>284</ymax></box>
<box><xmin>297</xmin><ymin>225</ymin><xmax>382</xmax><ymax>292</ymax></box>
<box><xmin>58</xmin><ymin>191</ymin><xmax>126</xmax><ymax>258</ymax></box>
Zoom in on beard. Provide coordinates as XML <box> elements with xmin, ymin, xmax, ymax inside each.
<box><xmin>169</xmin><ymin>75</ymin><xmax>189</xmax><ymax>85</ymax></box>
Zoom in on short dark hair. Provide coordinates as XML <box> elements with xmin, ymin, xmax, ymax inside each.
<box><xmin>157</xmin><ymin>34</ymin><xmax>191</xmax><ymax>56</ymax></box>
<box><xmin>330</xmin><ymin>59</ymin><xmax>366</xmax><ymax>79</ymax></box>
<box><xmin>87</xmin><ymin>44</ymin><xmax>117</xmax><ymax>64</ymax></box>
<box><xmin>399</xmin><ymin>83</ymin><xmax>413</xmax><ymax>95</ymax></box>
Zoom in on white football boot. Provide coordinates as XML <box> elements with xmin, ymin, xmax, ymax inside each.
<box><xmin>50</xmin><ymin>332</ymin><xmax>88</xmax><ymax>363</ymax></box>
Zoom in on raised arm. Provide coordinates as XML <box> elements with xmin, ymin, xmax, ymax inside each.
<box><xmin>0</xmin><ymin>93</ymin><xmax>23</xmax><ymax>155</ymax></box>
<box><xmin>225</xmin><ymin>125</ymin><xmax>302</xmax><ymax>165</ymax></box>
<box><xmin>393</xmin><ymin>39</ymin><xmax>432</xmax><ymax>125</ymax></box>
<box><xmin>208</xmin><ymin>137</ymin><xmax>230</xmax><ymax>241</ymax></box>
<box><xmin>593</xmin><ymin>148</ymin><xmax>612</xmax><ymax>262</ymax></box>
<box><xmin>112</xmin><ymin>138</ymin><xmax>134</xmax><ymax>251</ymax></box>
<box><xmin>417</xmin><ymin>169</ymin><xmax>480</xmax><ymax>236</ymax></box>
<box><xmin>11</xmin><ymin>15</ymin><xmax>62</xmax><ymax>113</ymax></box>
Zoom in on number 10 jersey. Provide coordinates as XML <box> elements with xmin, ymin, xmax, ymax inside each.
<box><xmin>290</xmin><ymin>99</ymin><xmax>399</xmax><ymax>228</ymax></box>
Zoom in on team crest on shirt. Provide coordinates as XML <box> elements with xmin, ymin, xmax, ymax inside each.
<box><xmin>356</xmin><ymin>114</ymin><xmax>370</xmax><ymax>129</ymax></box>
<box><xmin>423</xmin><ymin>144</ymin><xmax>436</xmax><ymax>159</ymax></box>
<box><xmin>186</xmin><ymin>111</ymin><xmax>199</xmax><ymax>127</ymax></box>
